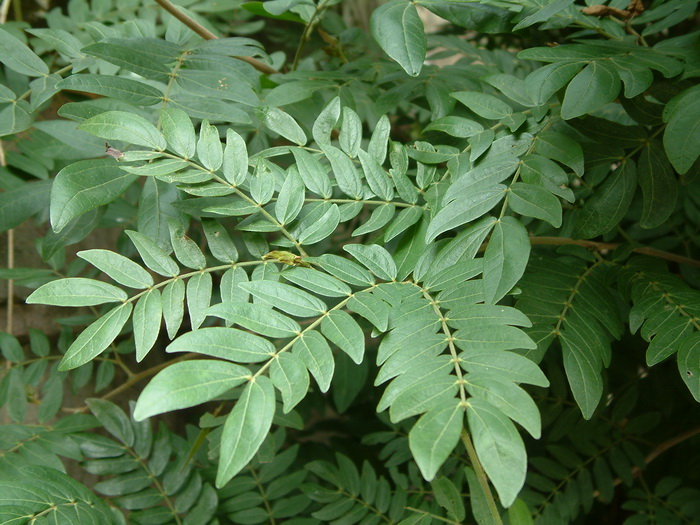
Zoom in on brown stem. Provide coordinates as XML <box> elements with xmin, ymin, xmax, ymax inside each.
<box><xmin>63</xmin><ymin>352</ymin><xmax>198</xmax><ymax>412</ymax></box>
<box><xmin>528</xmin><ymin>237</ymin><xmax>700</xmax><ymax>269</ymax></box>
<box><xmin>597</xmin><ymin>425</ymin><xmax>700</xmax><ymax>498</ymax></box>
<box><xmin>644</xmin><ymin>425</ymin><xmax>700</xmax><ymax>466</ymax></box>
<box><xmin>151</xmin><ymin>0</ymin><xmax>279</xmax><ymax>75</ymax></box>
<box><xmin>0</xmin><ymin>141</ymin><xmax>11</xmax><ymax>335</ymax></box>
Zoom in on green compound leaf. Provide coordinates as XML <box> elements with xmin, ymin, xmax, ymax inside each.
<box><xmin>207</xmin><ymin>302</ymin><xmax>301</xmax><ymax>338</ymax></box>
<box><xmin>293</xmin><ymin>330</ymin><xmax>335</xmax><ymax>393</ymax></box>
<box><xmin>217</xmin><ymin>376</ymin><xmax>276</xmax><ymax>487</ymax></box>
<box><xmin>187</xmin><ymin>273</ymin><xmax>213</xmax><ymax>330</ymax></box>
<box><xmin>321</xmin><ymin>310</ymin><xmax>365</xmax><ymax>364</ymax></box>
<box><xmin>78</xmin><ymin>249</ymin><xmax>154</xmax><ymax>289</ymax></box>
<box><xmin>223</xmin><ymin>128</ymin><xmax>249</xmax><ymax>186</ymax></box>
<box><xmin>432</xmin><ymin>476</ymin><xmax>466</xmax><ymax>522</ymax></box>
<box><xmin>451</xmin><ymin>91</ymin><xmax>513</xmax><ymax>120</ymax></box>
<box><xmin>281</xmin><ymin>267</ymin><xmax>352</xmax><ymax>298</ymax></box>
<box><xmin>0</xmin><ymin>179</ymin><xmax>52</xmax><ymax>231</ymax></box>
<box><xmin>426</xmin><ymin>187</ymin><xmax>506</xmax><ymax>243</ymax></box>
<box><xmin>59</xmin><ymin>302</ymin><xmax>133</xmax><ymax>371</ymax></box>
<box><xmin>50</xmin><ymin>160</ymin><xmax>136</xmax><ymax>233</ymax></box>
<box><xmin>482</xmin><ymin>217</ymin><xmax>531</xmax><ymax>305</ymax></box>
<box><xmin>78</xmin><ymin>111</ymin><xmax>166</xmax><ymax>150</ymax></box>
<box><xmin>275</xmin><ymin>169</ymin><xmax>305</xmax><ymax>225</ymax></box>
<box><xmin>322</xmin><ymin>144</ymin><xmax>363</xmax><ymax>199</ymax></box>
<box><xmin>637</xmin><ymin>140</ymin><xmax>677</xmax><ymax>229</ymax></box>
<box><xmin>358</xmin><ymin>149</ymin><xmax>394</xmax><ymax>201</ymax></box>
<box><xmin>678</xmin><ymin>332</ymin><xmax>700</xmax><ymax>402</ymax></box>
<box><xmin>310</xmin><ymin>254</ymin><xmax>375</xmax><ymax>287</ymax></box>
<box><xmin>270</xmin><ymin>353</ymin><xmax>310</xmax><ymax>413</ymax></box>
<box><xmin>57</xmin><ymin>74</ymin><xmax>163</xmax><ymax>105</ymax></box>
<box><xmin>126</xmin><ymin>230</ymin><xmax>180</xmax><ymax>277</ymax></box>
<box><xmin>663</xmin><ymin>85</ymin><xmax>700</xmax><ymax>174</ymax></box>
<box><xmin>298</xmin><ymin>203</ymin><xmax>341</xmax><ymax>245</ymax></box>
<box><xmin>0</xmin><ymin>466</ymin><xmax>113</xmax><ymax>523</ymax></box>
<box><xmin>508</xmin><ymin>182</ymin><xmax>563</xmax><ymax>227</ymax></box>
<box><xmin>339</xmin><ymin>107</ymin><xmax>362</xmax><ymax>158</ymax></box>
<box><xmin>239</xmin><ymin>280</ymin><xmax>327</xmax><ymax>317</ymax></box>
<box><xmin>167</xmin><ymin>327</ymin><xmax>275</xmax><ymax>363</ymax></box>
<box><xmin>561</xmin><ymin>61</ymin><xmax>621</xmax><ymax>120</ymax></box>
<box><xmin>162</xmin><ymin>278</ymin><xmax>185</xmax><ymax>339</ymax></box>
<box><xmin>559</xmin><ymin>320</ymin><xmax>606</xmax><ymax>419</ymax></box>
<box><xmin>202</xmin><ymin>219</ymin><xmax>239</xmax><ymax>263</ymax></box>
<box><xmin>0</xmin><ymin>100</ymin><xmax>32</xmax><ymax>137</ymax></box>
<box><xmin>134</xmin><ymin>360</ymin><xmax>250</xmax><ymax>421</ymax></box>
<box><xmin>0</xmin><ymin>27</ymin><xmax>49</xmax><ymax>77</ymax></box>
<box><xmin>409</xmin><ymin>402</ymin><xmax>464</xmax><ymax>482</ymax></box>
<box><xmin>459</xmin><ymin>348</ymin><xmax>549</xmax><ymax>387</ymax></box>
<box><xmin>292</xmin><ymin>147</ymin><xmax>332</xmax><ymax>198</ymax></box>
<box><xmin>27</xmin><ymin>278</ymin><xmax>127</xmax><ymax>306</ymax></box>
<box><xmin>513</xmin><ymin>0</ymin><xmax>575</xmax><ymax>30</ymax></box>
<box><xmin>257</xmin><ymin>106</ymin><xmax>307</xmax><ymax>145</ymax></box>
<box><xmin>159</xmin><ymin>107</ymin><xmax>196</xmax><ymax>159</ymax></box>
<box><xmin>467</xmin><ymin>397</ymin><xmax>527</xmax><ymax>508</ymax></box>
<box><xmin>525</xmin><ymin>62</ymin><xmax>583</xmax><ymax>106</ymax></box>
<box><xmin>197</xmin><ymin>119</ymin><xmax>223</xmax><ymax>172</ymax></box>
<box><xmin>424</xmin><ymin>116</ymin><xmax>484</xmax><ymax>138</ymax></box>
<box><xmin>344</xmin><ymin>244</ymin><xmax>397</xmax><ymax>282</ymax></box>
<box><xmin>370</xmin><ymin>0</ymin><xmax>426</xmax><ymax>77</ymax></box>
<box><xmin>465</xmin><ymin>376</ymin><xmax>541</xmax><ymax>439</ymax></box>
<box><xmin>133</xmin><ymin>288</ymin><xmax>162</xmax><ymax>362</ymax></box>
<box><xmin>573</xmin><ymin>160</ymin><xmax>637</xmax><ymax>239</ymax></box>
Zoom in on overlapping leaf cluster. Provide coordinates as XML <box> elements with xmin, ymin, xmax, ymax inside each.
<box><xmin>1</xmin><ymin>0</ymin><xmax>699</xmax><ymax>523</ymax></box>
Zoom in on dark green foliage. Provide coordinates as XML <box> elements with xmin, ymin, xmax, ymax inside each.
<box><xmin>1</xmin><ymin>0</ymin><xmax>699</xmax><ymax>523</ymax></box>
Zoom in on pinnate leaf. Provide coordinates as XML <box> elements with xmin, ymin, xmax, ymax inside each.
<box><xmin>78</xmin><ymin>111</ymin><xmax>166</xmax><ymax>150</ymax></box>
<box><xmin>240</xmin><ymin>280</ymin><xmax>327</xmax><ymax>317</ymax></box>
<box><xmin>0</xmin><ymin>27</ymin><xmax>49</xmax><ymax>76</ymax></box>
<box><xmin>409</xmin><ymin>402</ymin><xmax>464</xmax><ymax>482</ymax></box>
<box><xmin>59</xmin><ymin>303</ymin><xmax>133</xmax><ymax>370</ymax></box>
<box><xmin>51</xmin><ymin>160</ymin><xmax>136</xmax><ymax>233</ymax></box>
<box><xmin>370</xmin><ymin>0</ymin><xmax>426</xmax><ymax>77</ymax></box>
<box><xmin>467</xmin><ymin>398</ymin><xmax>527</xmax><ymax>508</ymax></box>
<box><xmin>483</xmin><ymin>217</ymin><xmax>531</xmax><ymax>304</ymax></box>
<box><xmin>134</xmin><ymin>360</ymin><xmax>249</xmax><ymax>421</ymax></box>
<box><xmin>167</xmin><ymin>327</ymin><xmax>275</xmax><ymax>363</ymax></box>
<box><xmin>27</xmin><ymin>278</ymin><xmax>127</xmax><ymax>306</ymax></box>
<box><xmin>663</xmin><ymin>85</ymin><xmax>700</xmax><ymax>175</ymax></box>
<box><xmin>78</xmin><ymin>249</ymin><xmax>153</xmax><ymax>289</ymax></box>
<box><xmin>217</xmin><ymin>376</ymin><xmax>276</xmax><ymax>487</ymax></box>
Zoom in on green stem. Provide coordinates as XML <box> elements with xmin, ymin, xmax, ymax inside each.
<box><xmin>292</xmin><ymin>0</ymin><xmax>332</xmax><ymax>71</ymax></box>
<box><xmin>461</xmin><ymin>429</ymin><xmax>504</xmax><ymax>525</ymax></box>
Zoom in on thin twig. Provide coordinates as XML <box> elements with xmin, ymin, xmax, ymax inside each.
<box><xmin>292</xmin><ymin>0</ymin><xmax>331</xmax><ymax>70</ymax></box>
<box><xmin>599</xmin><ymin>426</ymin><xmax>700</xmax><ymax>496</ymax></box>
<box><xmin>529</xmin><ymin>237</ymin><xmax>700</xmax><ymax>268</ymax></box>
<box><xmin>5</xmin><ymin>229</ymin><xmax>13</xmax><ymax>335</ymax></box>
<box><xmin>62</xmin><ymin>352</ymin><xmax>198</xmax><ymax>412</ymax></box>
<box><xmin>644</xmin><ymin>425</ymin><xmax>700</xmax><ymax>466</ymax></box>
<box><xmin>151</xmin><ymin>0</ymin><xmax>279</xmax><ymax>75</ymax></box>
<box><xmin>0</xmin><ymin>141</ymin><xmax>11</xmax><ymax>335</ymax></box>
